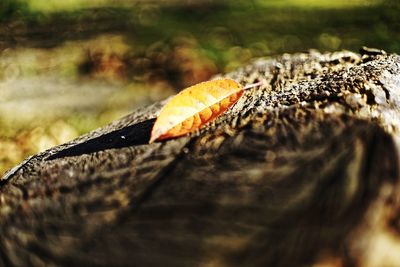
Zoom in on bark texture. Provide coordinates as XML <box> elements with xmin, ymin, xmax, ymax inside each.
<box><xmin>1</xmin><ymin>49</ymin><xmax>400</xmax><ymax>267</ymax></box>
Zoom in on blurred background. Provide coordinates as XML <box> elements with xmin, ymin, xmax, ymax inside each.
<box><xmin>0</xmin><ymin>0</ymin><xmax>399</xmax><ymax>175</ymax></box>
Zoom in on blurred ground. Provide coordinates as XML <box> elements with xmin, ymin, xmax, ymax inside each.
<box><xmin>0</xmin><ymin>0</ymin><xmax>399</xmax><ymax>175</ymax></box>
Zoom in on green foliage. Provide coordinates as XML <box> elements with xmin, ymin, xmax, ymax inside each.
<box><xmin>0</xmin><ymin>0</ymin><xmax>24</xmax><ymax>22</ymax></box>
<box><xmin>2</xmin><ymin>0</ymin><xmax>399</xmax><ymax>66</ymax></box>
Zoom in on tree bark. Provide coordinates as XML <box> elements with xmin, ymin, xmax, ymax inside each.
<box><xmin>1</xmin><ymin>49</ymin><xmax>400</xmax><ymax>267</ymax></box>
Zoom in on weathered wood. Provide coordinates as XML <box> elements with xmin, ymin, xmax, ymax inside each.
<box><xmin>1</xmin><ymin>50</ymin><xmax>400</xmax><ymax>267</ymax></box>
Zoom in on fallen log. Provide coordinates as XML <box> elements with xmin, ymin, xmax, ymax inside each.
<box><xmin>1</xmin><ymin>49</ymin><xmax>400</xmax><ymax>267</ymax></box>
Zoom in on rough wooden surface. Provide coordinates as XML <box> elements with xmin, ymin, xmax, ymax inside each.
<box><xmin>1</xmin><ymin>49</ymin><xmax>400</xmax><ymax>267</ymax></box>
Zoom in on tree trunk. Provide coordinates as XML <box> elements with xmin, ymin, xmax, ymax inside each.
<box><xmin>1</xmin><ymin>49</ymin><xmax>400</xmax><ymax>267</ymax></box>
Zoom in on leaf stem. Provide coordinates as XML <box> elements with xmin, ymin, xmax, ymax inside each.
<box><xmin>243</xmin><ymin>81</ymin><xmax>263</xmax><ymax>90</ymax></box>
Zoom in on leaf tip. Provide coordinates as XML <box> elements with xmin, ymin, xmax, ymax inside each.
<box><xmin>149</xmin><ymin>126</ymin><xmax>163</xmax><ymax>144</ymax></box>
<box><xmin>148</xmin><ymin>131</ymin><xmax>157</xmax><ymax>144</ymax></box>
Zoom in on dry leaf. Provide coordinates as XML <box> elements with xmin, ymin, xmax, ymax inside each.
<box><xmin>149</xmin><ymin>79</ymin><xmax>244</xmax><ymax>143</ymax></box>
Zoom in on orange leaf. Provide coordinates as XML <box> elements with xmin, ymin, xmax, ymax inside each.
<box><xmin>149</xmin><ymin>79</ymin><xmax>244</xmax><ymax>143</ymax></box>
